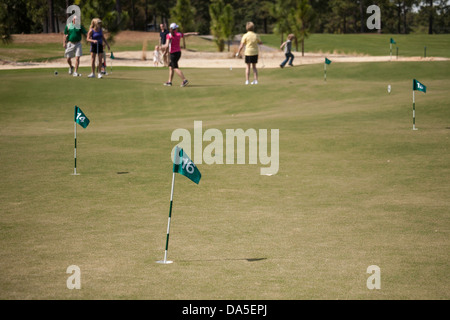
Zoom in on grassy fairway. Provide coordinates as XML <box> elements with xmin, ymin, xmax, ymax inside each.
<box><xmin>0</xmin><ymin>61</ymin><xmax>449</xmax><ymax>299</ymax></box>
<box><xmin>261</xmin><ymin>33</ymin><xmax>450</xmax><ymax>58</ymax></box>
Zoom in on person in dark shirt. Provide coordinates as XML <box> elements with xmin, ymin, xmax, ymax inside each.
<box><xmin>159</xmin><ymin>23</ymin><xmax>169</xmax><ymax>67</ymax></box>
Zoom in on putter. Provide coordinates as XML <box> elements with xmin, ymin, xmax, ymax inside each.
<box><xmin>96</xmin><ymin>42</ymin><xmax>99</xmax><ymax>76</ymax></box>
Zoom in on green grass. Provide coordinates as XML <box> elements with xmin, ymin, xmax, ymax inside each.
<box><xmin>0</xmin><ymin>61</ymin><xmax>449</xmax><ymax>299</ymax></box>
<box><xmin>0</xmin><ymin>42</ymin><xmax>64</xmax><ymax>62</ymax></box>
<box><xmin>261</xmin><ymin>33</ymin><xmax>450</xmax><ymax>57</ymax></box>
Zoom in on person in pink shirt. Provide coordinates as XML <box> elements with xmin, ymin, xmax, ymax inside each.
<box><xmin>162</xmin><ymin>23</ymin><xmax>198</xmax><ymax>87</ymax></box>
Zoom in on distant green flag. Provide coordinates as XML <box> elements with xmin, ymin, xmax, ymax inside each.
<box><xmin>173</xmin><ymin>147</ymin><xmax>201</xmax><ymax>184</ymax></box>
<box><xmin>390</xmin><ymin>38</ymin><xmax>396</xmax><ymax>44</ymax></box>
<box><xmin>413</xmin><ymin>79</ymin><xmax>426</xmax><ymax>93</ymax></box>
<box><xmin>325</xmin><ymin>58</ymin><xmax>332</xmax><ymax>65</ymax></box>
<box><xmin>74</xmin><ymin>106</ymin><xmax>90</xmax><ymax>128</ymax></box>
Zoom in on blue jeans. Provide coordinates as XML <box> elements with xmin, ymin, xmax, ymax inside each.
<box><xmin>280</xmin><ymin>52</ymin><xmax>294</xmax><ymax>67</ymax></box>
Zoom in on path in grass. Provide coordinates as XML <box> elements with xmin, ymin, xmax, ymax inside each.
<box><xmin>1</xmin><ymin>32</ymin><xmax>449</xmax><ymax>70</ymax></box>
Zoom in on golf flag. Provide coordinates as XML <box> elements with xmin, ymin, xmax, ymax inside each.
<box><xmin>74</xmin><ymin>106</ymin><xmax>90</xmax><ymax>128</ymax></box>
<box><xmin>173</xmin><ymin>147</ymin><xmax>201</xmax><ymax>184</ymax></box>
<box><xmin>389</xmin><ymin>38</ymin><xmax>396</xmax><ymax>60</ymax></box>
<box><xmin>324</xmin><ymin>58</ymin><xmax>331</xmax><ymax>81</ymax></box>
<box><xmin>110</xmin><ymin>52</ymin><xmax>114</xmax><ymax>74</ymax></box>
<box><xmin>413</xmin><ymin>79</ymin><xmax>426</xmax><ymax>93</ymax></box>
<box><xmin>412</xmin><ymin>79</ymin><xmax>426</xmax><ymax>130</ymax></box>
<box><xmin>157</xmin><ymin>147</ymin><xmax>201</xmax><ymax>264</ymax></box>
<box><xmin>72</xmin><ymin>106</ymin><xmax>89</xmax><ymax>175</ymax></box>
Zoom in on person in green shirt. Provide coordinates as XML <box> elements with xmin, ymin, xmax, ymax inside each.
<box><xmin>63</xmin><ymin>16</ymin><xmax>88</xmax><ymax>77</ymax></box>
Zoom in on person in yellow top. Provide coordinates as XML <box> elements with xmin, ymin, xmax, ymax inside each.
<box><xmin>236</xmin><ymin>22</ymin><xmax>262</xmax><ymax>85</ymax></box>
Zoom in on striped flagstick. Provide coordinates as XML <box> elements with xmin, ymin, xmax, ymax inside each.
<box><xmin>157</xmin><ymin>171</ymin><xmax>176</xmax><ymax>264</ymax></box>
<box><xmin>390</xmin><ymin>42</ymin><xmax>392</xmax><ymax>61</ymax></box>
<box><xmin>157</xmin><ymin>147</ymin><xmax>201</xmax><ymax>264</ymax></box>
<box><xmin>324</xmin><ymin>58</ymin><xmax>331</xmax><ymax>82</ymax></box>
<box><xmin>72</xmin><ymin>106</ymin><xmax>90</xmax><ymax>175</ymax></box>
<box><xmin>110</xmin><ymin>51</ymin><xmax>115</xmax><ymax>74</ymax></box>
<box><xmin>412</xmin><ymin>79</ymin><xmax>427</xmax><ymax>131</ymax></box>
<box><xmin>72</xmin><ymin>121</ymin><xmax>79</xmax><ymax>175</ymax></box>
<box><xmin>157</xmin><ymin>148</ymin><xmax>180</xmax><ymax>264</ymax></box>
<box><xmin>390</xmin><ymin>38</ymin><xmax>396</xmax><ymax>61</ymax></box>
<box><xmin>412</xmin><ymin>89</ymin><xmax>417</xmax><ymax>130</ymax></box>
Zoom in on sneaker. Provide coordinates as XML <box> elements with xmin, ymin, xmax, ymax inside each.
<box><xmin>251</xmin><ymin>80</ymin><xmax>258</xmax><ymax>85</ymax></box>
<box><xmin>245</xmin><ymin>80</ymin><xmax>249</xmax><ymax>85</ymax></box>
<box><xmin>288</xmin><ymin>64</ymin><xmax>294</xmax><ymax>67</ymax></box>
<box><xmin>164</xmin><ymin>82</ymin><xmax>172</xmax><ymax>86</ymax></box>
<box><xmin>280</xmin><ymin>64</ymin><xmax>284</xmax><ymax>68</ymax></box>
<box><xmin>88</xmin><ymin>73</ymin><xmax>95</xmax><ymax>78</ymax></box>
<box><xmin>181</xmin><ymin>79</ymin><xmax>189</xmax><ymax>87</ymax></box>
<box><xmin>73</xmin><ymin>72</ymin><xmax>81</xmax><ymax>77</ymax></box>
<box><xmin>97</xmin><ymin>73</ymin><xmax>103</xmax><ymax>79</ymax></box>
<box><xmin>69</xmin><ymin>66</ymin><xmax>74</xmax><ymax>75</ymax></box>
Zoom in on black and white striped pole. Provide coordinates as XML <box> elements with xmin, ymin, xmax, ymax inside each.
<box><xmin>157</xmin><ymin>149</ymin><xmax>180</xmax><ymax>264</ymax></box>
<box><xmin>412</xmin><ymin>79</ymin><xmax>427</xmax><ymax>131</ymax></box>
<box><xmin>73</xmin><ymin>106</ymin><xmax>90</xmax><ymax>175</ymax></box>
<box><xmin>72</xmin><ymin>121</ymin><xmax>79</xmax><ymax>175</ymax></box>
<box><xmin>413</xmin><ymin>89</ymin><xmax>417</xmax><ymax>131</ymax></box>
<box><xmin>157</xmin><ymin>171</ymin><xmax>175</xmax><ymax>264</ymax></box>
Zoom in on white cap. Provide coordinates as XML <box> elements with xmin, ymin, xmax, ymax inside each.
<box><xmin>170</xmin><ymin>23</ymin><xmax>179</xmax><ymax>30</ymax></box>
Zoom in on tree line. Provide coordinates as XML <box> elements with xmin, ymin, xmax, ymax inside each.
<box><xmin>1</xmin><ymin>0</ymin><xmax>449</xmax><ymax>44</ymax></box>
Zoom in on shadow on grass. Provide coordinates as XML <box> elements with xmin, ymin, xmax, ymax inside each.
<box><xmin>178</xmin><ymin>257</ymin><xmax>267</xmax><ymax>263</ymax></box>
<box><xmin>181</xmin><ymin>84</ymin><xmax>224</xmax><ymax>88</ymax></box>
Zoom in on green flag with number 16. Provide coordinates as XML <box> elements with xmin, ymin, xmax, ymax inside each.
<box><xmin>173</xmin><ymin>146</ymin><xmax>201</xmax><ymax>184</ymax></box>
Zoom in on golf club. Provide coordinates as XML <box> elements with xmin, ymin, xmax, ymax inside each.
<box><xmin>258</xmin><ymin>44</ymin><xmax>265</xmax><ymax>68</ymax></box>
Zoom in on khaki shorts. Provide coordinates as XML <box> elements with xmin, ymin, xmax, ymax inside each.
<box><xmin>65</xmin><ymin>42</ymin><xmax>83</xmax><ymax>58</ymax></box>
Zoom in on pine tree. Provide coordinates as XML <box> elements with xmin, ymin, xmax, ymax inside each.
<box><xmin>170</xmin><ymin>0</ymin><xmax>196</xmax><ymax>49</ymax></box>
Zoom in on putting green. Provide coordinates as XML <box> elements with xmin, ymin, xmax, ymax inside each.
<box><xmin>0</xmin><ymin>61</ymin><xmax>449</xmax><ymax>299</ymax></box>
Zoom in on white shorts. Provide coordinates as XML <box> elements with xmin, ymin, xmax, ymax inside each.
<box><xmin>65</xmin><ymin>42</ymin><xmax>83</xmax><ymax>58</ymax></box>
